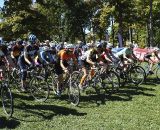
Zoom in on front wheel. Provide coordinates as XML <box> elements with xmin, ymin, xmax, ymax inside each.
<box><xmin>68</xmin><ymin>71</ymin><xmax>80</xmax><ymax>106</ymax></box>
<box><xmin>1</xmin><ymin>83</ymin><xmax>14</xmax><ymax>117</ymax></box>
<box><xmin>107</xmin><ymin>71</ymin><xmax>120</xmax><ymax>92</ymax></box>
<box><xmin>29</xmin><ymin>76</ymin><xmax>50</xmax><ymax>102</ymax></box>
<box><xmin>156</xmin><ymin>67</ymin><xmax>160</xmax><ymax>80</ymax></box>
<box><xmin>129</xmin><ymin>66</ymin><xmax>146</xmax><ymax>85</ymax></box>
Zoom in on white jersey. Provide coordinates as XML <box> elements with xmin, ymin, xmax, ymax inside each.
<box><xmin>114</xmin><ymin>48</ymin><xmax>132</xmax><ymax>58</ymax></box>
<box><xmin>80</xmin><ymin>49</ymin><xmax>92</xmax><ymax>60</ymax></box>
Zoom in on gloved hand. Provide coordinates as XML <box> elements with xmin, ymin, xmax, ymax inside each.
<box><xmin>29</xmin><ymin>63</ymin><xmax>34</xmax><ymax>69</ymax></box>
<box><xmin>64</xmin><ymin>68</ymin><xmax>69</xmax><ymax>73</ymax></box>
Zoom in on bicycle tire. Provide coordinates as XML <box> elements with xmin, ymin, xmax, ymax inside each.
<box><xmin>68</xmin><ymin>71</ymin><xmax>80</xmax><ymax>106</ymax></box>
<box><xmin>1</xmin><ymin>83</ymin><xmax>14</xmax><ymax>117</ymax></box>
<box><xmin>156</xmin><ymin>67</ymin><xmax>160</xmax><ymax>80</ymax></box>
<box><xmin>129</xmin><ymin>66</ymin><xmax>146</xmax><ymax>85</ymax></box>
<box><xmin>108</xmin><ymin>71</ymin><xmax>120</xmax><ymax>92</ymax></box>
<box><xmin>29</xmin><ymin>76</ymin><xmax>50</xmax><ymax>102</ymax></box>
<box><xmin>101</xmin><ymin>73</ymin><xmax>114</xmax><ymax>96</ymax></box>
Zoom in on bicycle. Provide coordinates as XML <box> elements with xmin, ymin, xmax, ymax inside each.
<box><xmin>7</xmin><ymin>65</ymin><xmax>50</xmax><ymax>102</ymax></box>
<box><xmin>50</xmin><ymin>68</ymin><xmax>80</xmax><ymax>106</ymax></box>
<box><xmin>116</xmin><ymin>61</ymin><xmax>146</xmax><ymax>86</ymax></box>
<box><xmin>27</xmin><ymin>65</ymin><xmax>50</xmax><ymax>102</ymax></box>
<box><xmin>74</xmin><ymin>64</ymin><xmax>120</xmax><ymax>97</ymax></box>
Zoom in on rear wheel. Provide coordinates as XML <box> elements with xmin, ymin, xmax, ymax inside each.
<box><xmin>29</xmin><ymin>76</ymin><xmax>50</xmax><ymax>102</ymax></box>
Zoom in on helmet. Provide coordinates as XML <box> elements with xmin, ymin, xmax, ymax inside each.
<box><xmin>101</xmin><ymin>41</ymin><xmax>107</xmax><ymax>48</ymax></box>
<box><xmin>16</xmin><ymin>38</ymin><xmax>23</xmax><ymax>45</ymax></box>
<box><xmin>28</xmin><ymin>34</ymin><xmax>37</xmax><ymax>43</ymax></box>
<box><xmin>82</xmin><ymin>45</ymin><xmax>89</xmax><ymax>51</ymax></box>
<box><xmin>50</xmin><ymin>44</ymin><xmax>56</xmax><ymax>49</ymax></box>
<box><xmin>107</xmin><ymin>43</ymin><xmax>113</xmax><ymax>48</ymax></box>
<box><xmin>154</xmin><ymin>47</ymin><xmax>160</xmax><ymax>51</ymax></box>
<box><xmin>42</xmin><ymin>46</ymin><xmax>50</xmax><ymax>51</ymax></box>
<box><xmin>96</xmin><ymin>43</ymin><xmax>103</xmax><ymax>48</ymax></box>
<box><xmin>64</xmin><ymin>45</ymin><xmax>73</xmax><ymax>52</ymax></box>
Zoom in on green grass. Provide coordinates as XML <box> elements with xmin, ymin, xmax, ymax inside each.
<box><xmin>0</xmin><ymin>77</ymin><xmax>160</xmax><ymax>130</ymax></box>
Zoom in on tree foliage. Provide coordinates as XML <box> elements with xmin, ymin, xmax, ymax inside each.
<box><xmin>0</xmin><ymin>0</ymin><xmax>160</xmax><ymax>47</ymax></box>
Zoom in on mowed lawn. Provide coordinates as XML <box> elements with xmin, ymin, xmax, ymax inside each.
<box><xmin>0</xmin><ymin>77</ymin><xmax>160</xmax><ymax>130</ymax></box>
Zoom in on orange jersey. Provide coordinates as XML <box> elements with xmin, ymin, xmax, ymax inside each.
<box><xmin>58</xmin><ymin>49</ymin><xmax>76</xmax><ymax>61</ymax></box>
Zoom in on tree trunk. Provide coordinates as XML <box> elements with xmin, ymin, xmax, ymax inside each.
<box><xmin>117</xmin><ymin>1</ymin><xmax>123</xmax><ymax>47</ymax></box>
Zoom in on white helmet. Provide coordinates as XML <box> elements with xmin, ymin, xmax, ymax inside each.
<box><xmin>42</xmin><ymin>46</ymin><xmax>50</xmax><ymax>51</ymax></box>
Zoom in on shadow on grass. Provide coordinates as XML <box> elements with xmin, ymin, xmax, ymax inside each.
<box><xmin>0</xmin><ymin>116</ymin><xmax>20</xmax><ymax>129</ymax></box>
<box><xmin>13</xmin><ymin>103</ymin><xmax>87</xmax><ymax>122</ymax></box>
<box><xmin>12</xmin><ymin>93</ymin><xmax>34</xmax><ymax>101</ymax></box>
<box><xmin>52</xmin><ymin>89</ymin><xmax>107</xmax><ymax>108</ymax></box>
<box><xmin>143</xmin><ymin>77</ymin><xmax>160</xmax><ymax>85</ymax></box>
<box><xmin>51</xmin><ymin>82</ymin><xmax>156</xmax><ymax>107</ymax></box>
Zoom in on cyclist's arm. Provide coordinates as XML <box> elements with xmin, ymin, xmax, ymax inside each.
<box><xmin>40</xmin><ymin>51</ymin><xmax>48</xmax><ymax>63</ymax></box>
<box><xmin>11</xmin><ymin>51</ymin><xmax>15</xmax><ymax>59</ymax></box>
<box><xmin>60</xmin><ymin>52</ymin><xmax>67</xmax><ymax>70</ymax></box>
<box><xmin>60</xmin><ymin>59</ymin><xmax>67</xmax><ymax>70</ymax></box>
<box><xmin>154</xmin><ymin>52</ymin><xmax>160</xmax><ymax>61</ymax></box>
<box><xmin>104</xmin><ymin>53</ymin><xmax>112</xmax><ymax>62</ymax></box>
<box><xmin>4</xmin><ymin>56</ymin><xmax>9</xmax><ymax>65</ymax></box>
<box><xmin>24</xmin><ymin>51</ymin><xmax>32</xmax><ymax>65</ymax></box>
<box><xmin>123</xmin><ymin>53</ymin><xmax>130</xmax><ymax>61</ymax></box>
<box><xmin>86</xmin><ymin>55</ymin><xmax>95</xmax><ymax>65</ymax></box>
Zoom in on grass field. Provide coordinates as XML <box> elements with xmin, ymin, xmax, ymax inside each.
<box><xmin>0</xmin><ymin>77</ymin><xmax>160</xmax><ymax>130</ymax></box>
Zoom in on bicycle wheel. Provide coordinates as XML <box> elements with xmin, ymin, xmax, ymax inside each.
<box><xmin>108</xmin><ymin>71</ymin><xmax>120</xmax><ymax>92</ymax></box>
<box><xmin>29</xmin><ymin>76</ymin><xmax>50</xmax><ymax>102</ymax></box>
<box><xmin>93</xmin><ymin>75</ymin><xmax>106</xmax><ymax>95</ymax></box>
<box><xmin>156</xmin><ymin>67</ymin><xmax>160</xmax><ymax>80</ymax></box>
<box><xmin>129</xmin><ymin>66</ymin><xmax>146</xmax><ymax>85</ymax></box>
<box><xmin>101</xmin><ymin>73</ymin><xmax>114</xmax><ymax>96</ymax></box>
<box><xmin>12</xmin><ymin>68</ymin><xmax>20</xmax><ymax>83</ymax></box>
<box><xmin>1</xmin><ymin>83</ymin><xmax>13</xmax><ymax>117</ymax></box>
<box><xmin>140</xmin><ymin>62</ymin><xmax>150</xmax><ymax>76</ymax></box>
<box><xmin>49</xmin><ymin>73</ymin><xmax>58</xmax><ymax>94</ymax></box>
<box><xmin>68</xmin><ymin>71</ymin><xmax>80</xmax><ymax>106</ymax></box>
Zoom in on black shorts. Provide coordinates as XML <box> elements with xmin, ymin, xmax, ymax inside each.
<box><xmin>145</xmin><ymin>54</ymin><xmax>152</xmax><ymax>59</ymax></box>
<box><xmin>81</xmin><ymin>59</ymin><xmax>90</xmax><ymax>68</ymax></box>
<box><xmin>55</xmin><ymin>63</ymin><xmax>63</xmax><ymax>75</ymax></box>
<box><xmin>54</xmin><ymin>60</ymin><xmax>69</xmax><ymax>75</ymax></box>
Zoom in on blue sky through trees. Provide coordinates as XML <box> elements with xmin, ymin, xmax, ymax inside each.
<box><xmin>0</xmin><ymin>0</ymin><xmax>4</xmax><ymax>7</ymax></box>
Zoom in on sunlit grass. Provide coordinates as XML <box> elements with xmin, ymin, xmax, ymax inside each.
<box><xmin>0</xmin><ymin>77</ymin><xmax>160</xmax><ymax>130</ymax></box>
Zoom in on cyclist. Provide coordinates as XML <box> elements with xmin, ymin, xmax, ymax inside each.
<box><xmin>35</xmin><ymin>46</ymin><xmax>56</xmax><ymax>66</ymax></box>
<box><xmin>79</xmin><ymin>44</ymin><xmax>102</xmax><ymax>90</ymax></box>
<box><xmin>99</xmin><ymin>42</ymin><xmax>113</xmax><ymax>66</ymax></box>
<box><xmin>113</xmin><ymin>43</ymin><xmax>137</xmax><ymax>71</ymax></box>
<box><xmin>11</xmin><ymin>38</ymin><xmax>24</xmax><ymax>65</ymax></box>
<box><xmin>54</xmin><ymin>47</ymin><xmax>77</xmax><ymax>96</ymax></box>
<box><xmin>144</xmin><ymin>47</ymin><xmax>160</xmax><ymax>74</ymax></box>
<box><xmin>18</xmin><ymin>34</ymin><xmax>39</xmax><ymax>92</ymax></box>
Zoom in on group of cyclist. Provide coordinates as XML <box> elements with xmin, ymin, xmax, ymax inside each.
<box><xmin>0</xmin><ymin>34</ymin><xmax>160</xmax><ymax>96</ymax></box>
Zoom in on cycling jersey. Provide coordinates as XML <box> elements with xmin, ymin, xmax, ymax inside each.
<box><xmin>36</xmin><ymin>49</ymin><xmax>56</xmax><ymax>65</ymax></box>
<box><xmin>58</xmin><ymin>49</ymin><xmax>75</xmax><ymax>61</ymax></box>
<box><xmin>0</xmin><ymin>45</ymin><xmax>8</xmax><ymax>57</ymax></box>
<box><xmin>54</xmin><ymin>49</ymin><xmax>76</xmax><ymax>75</ymax></box>
<box><xmin>81</xmin><ymin>48</ymin><xmax>98</xmax><ymax>62</ymax></box>
<box><xmin>11</xmin><ymin>45</ymin><xmax>24</xmax><ymax>58</ymax></box>
<box><xmin>114</xmin><ymin>48</ymin><xmax>132</xmax><ymax>58</ymax></box>
<box><xmin>18</xmin><ymin>44</ymin><xmax>39</xmax><ymax>80</ymax></box>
